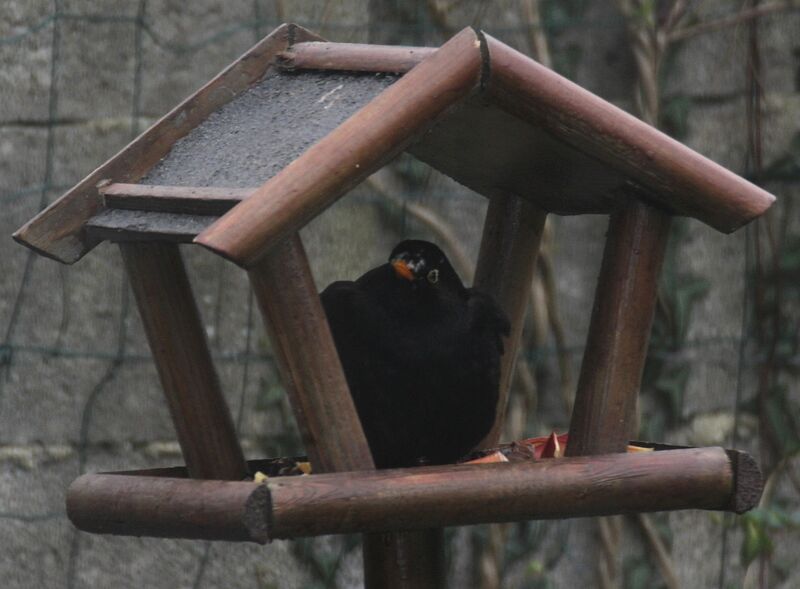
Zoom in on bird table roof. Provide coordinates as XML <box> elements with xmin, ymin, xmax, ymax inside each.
<box><xmin>14</xmin><ymin>24</ymin><xmax>775</xmax><ymax>266</ymax></box>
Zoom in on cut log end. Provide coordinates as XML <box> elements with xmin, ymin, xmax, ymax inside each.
<box><xmin>243</xmin><ymin>484</ymin><xmax>273</xmax><ymax>544</ymax></box>
<box><xmin>726</xmin><ymin>449</ymin><xmax>764</xmax><ymax>514</ymax></box>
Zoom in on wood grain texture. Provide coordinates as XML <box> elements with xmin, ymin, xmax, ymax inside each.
<box><xmin>66</xmin><ymin>446</ymin><xmax>761</xmax><ymax>542</ymax></box>
<box><xmin>264</xmin><ymin>447</ymin><xmax>734</xmax><ymax>538</ymax></box>
<box><xmin>277</xmin><ymin>42</ymin><xmax>436</xmax><ymax>73</ymax></box>
<box><xmin>248</xmin><ymin>234</ymin><xmax>374</xmax><ymax>473</ymax></box>
<box><xmin>12</xmin><ymin>23</ymin><xmax>307</xmax><ymax>264</ymax></box>
<box><xmin>195</xmin><ymin>27</ymin><xmax>485</xmax><ymax>268</ymax></box>
<box><xmin>120</xmin><ymin>242</ymin><xmax>247</xmax><ymax>480</ymax></box>
<box><xmin>363</xmin><ymin>530</ymin><xmax>445</xmax><ymax>589</ymax></box>
<box><xmin>484</xmin><ymin>35</ymin><xmax>774</xmax><ymax>232</ymax></box>
<box><xmin>86</xmin><ymin>209</ymin><xmax>216</xmax><ymax>243</ymax></box>
<box><xmin>407</xmin><ymin>98</ymin><xmax>630</xmax><ymax>216</ymax></box>
<box><xmin>67</xmin><ymin>474</ymin><xmax>269</xmax><ymax>543</ymax></box>
<box><xmin>473</xmin><ymin>194</ymin><xmax>547</xmax><ymax>447</ymax></box>
<box><xmin>248</xmin><ymin>235</ymin><xmax>439</xmax><ymax>587</ymax></box>
<box><xmin>100</xmin><ymin>182</ymin><xmax>251</xmax><ymax>215</ymax></box>
<box><xmin>566</xmin><ymin>202</ymin><xmax>672</xmax><ymax>457</ymax></box>
<box><xmin>726</xmin><ymin>449</ymin><xmax>765</xmax><ymax>514</ymax></box>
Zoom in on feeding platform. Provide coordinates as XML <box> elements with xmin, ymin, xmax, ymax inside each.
<box><xmin>14</xmin><ymin>23</ymin><xmax>772</xmax><ymax>587</ymax></box>
<box><xmin>68</xmin><ymin>445</ymin><xmax>760</xmax><ymax>544</ymax></box>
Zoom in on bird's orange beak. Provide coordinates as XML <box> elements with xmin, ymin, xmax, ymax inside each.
<box><xmin>391</xmin><ymin>259</ymin><xmax>415</xmax><ymax>281</ymax></box>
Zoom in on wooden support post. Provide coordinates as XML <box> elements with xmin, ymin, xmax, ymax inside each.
<box><xmin>247</xmin><ymin>234</ymin><xmax>374</xmax><ymax>473</ymax></box>
<box><xmin>120</xmin><ymin>242</ymin><xmax>247</xmax><ymax>480</ymax></box>
<box><xmin>363</xmin><ymin>530</ymin><xmax>445</xmax><ymax>589</ymax></box>
<box><xmin>474</xmin><ymin>194</ymin><xmax>548</xmax><ymax>447</ymax></box>
<box><xmin>566</xmin><ymin>201</ymin><xmax>672</xmax><ymax>456</ymax></box>
<box><xmin>249</xmin><ymin>234</ymin><xmax>411</xmax><ymax>587</ymax></box>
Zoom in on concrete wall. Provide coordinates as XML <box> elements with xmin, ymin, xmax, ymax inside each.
<box><xmin>1</xmin><ymin>1</ymin><xmax>798</xmax><ymax>587</ymax></box>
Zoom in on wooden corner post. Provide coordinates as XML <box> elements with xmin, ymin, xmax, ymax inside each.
<box><xmin>120</xmin><ymin>242</ymin><xmax>247</xmax><ymax>480</ymax></box>
<box><xmin>566</xmin><ymin>200</ymin><xmax>672</xmax><ymax>456</ymax></box>
<box><xmin>248</xmin><ymin>235</ymin><xmax>415</xmax><ymax>588</ymax></box>
<box><xmin>247</xmin><ymin>234</ymin><xmax>375</xmax><ymax>473</ymax></box>
<box><xmin>474</xmin><ymin>193</ymin><xmax>548</xmax><ymax>447</ymax></box>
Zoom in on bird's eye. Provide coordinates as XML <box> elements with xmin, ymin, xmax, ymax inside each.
<box><xmin>427</xmin><ymin>269</ymin><xmax>439</xmax><ymax>284</ymax></box>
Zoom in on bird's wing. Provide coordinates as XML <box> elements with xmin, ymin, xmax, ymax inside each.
<box><xmin>320</xmin><ymin>280</ymin><xmax>360</xmax><ymax>336</ymax></box>
<box><xmin>321</xmin><ymin>279</ymin><xmax>410</xmax><ymax>467</ymax></box>
<box><xmin>466</xmin><ymin>289</ymin><xmax>511</xmax><ymax>354</ymax></box>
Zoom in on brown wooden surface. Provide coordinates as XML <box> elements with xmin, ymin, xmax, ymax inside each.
<box><xmin>566</xmin><ymin>202</ymin><xmax>672</xmax><ymax>457</ymax></box>
<box><xmin>120</xmin><ymin>242</ymin><xmax>247</xmax><ymax>480</ymax></box>
<box><xmin>196</xmin><ymin>27</ymin><xmax>484</xmax><ymax>268</ymax></box>
<box><xmin>101</xmin><ymin>182</ymin><xmax>251</xmax><ymax>215</ymax></box>
<box><xmin>364</xmin><ymin>530</ymin><xmax>445</xmax><ymax>589</ymax></box>
<box><xmin>90</xmin><ymin>183</ymin><xmax>255</xmax><ymax>242</ymax></box>
<box><xmin>67</xmin><ymin>474</ymin><xmax>268</xmax><ymax>543</ymax></box>
<box><xmin>17</xmin><ymin>25</ymin><xmax>775</xmax><ymax>266</ymax></box>
<box><xmin>86</xmin><ymin>209</ymin><xmax>217</xmax><ymax>243</ymax></box>
<box><xmin>249</xmin><ymin>235</ymin><xmax>428</xmax><ymax>587</ymax></box>
<box><xmin>265</xmin><ymin>447</ymin><xmax>739</xmax><ymax>537</ymax></box>
<box><xmin>278</xmin><ymin>41</ymin><xmax>435</xmax><ymax>73</ymax></box>
<box><xmin>483</xmin><ymin>34</ymin><xmax>774</xmax><ymax>232</ymax></box>
<box><xmin>248</xmin><ymin>234</ymin><xmax>374</xmax><ymax>473</ymax></box>
<box><xmin>66</xmin><ymin>446</ymin><xmax>761</xmax><ymax>543</ymax></box>
<box><xmin>473</xmin><ymin>194</ymin><xmax>547</xmax><ymax>447</ymax></box>
<box><xmin>12</xmin><ymin>23</ymin><xmax>314</xmax><ymax>264</ymax></box>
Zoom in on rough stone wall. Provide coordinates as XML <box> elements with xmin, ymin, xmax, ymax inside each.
<box><xmin>1</xmin><ymin>1</ymin><xmax>798</xmax><ymax>588</ymax></box>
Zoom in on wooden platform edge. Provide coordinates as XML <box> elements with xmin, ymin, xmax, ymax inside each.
<box><xmin>66</xmin><ymin>446</ymin><xmax>763</xmax><ymax>543</ymax></box>
<box><xmin>12</xmin><ymin>23</ymin><xmax>320</xmax><ymax>264</ymax></box>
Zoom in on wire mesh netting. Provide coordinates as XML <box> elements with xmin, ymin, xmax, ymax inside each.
<box><xmin>2</xmin><ymin>1</ymin><xmax>799</xmax><ymax>588</ymax></box>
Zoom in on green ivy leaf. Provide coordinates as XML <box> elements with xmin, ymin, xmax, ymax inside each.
<box><xmin>764</xmin><ymin>389</ymin><xmax>800</xmax><ymax>455</ymax></box>
<box><xmin>741</xmin><ymin>517</ymin><xmax>773</xmax><ymax>566</ymax></box>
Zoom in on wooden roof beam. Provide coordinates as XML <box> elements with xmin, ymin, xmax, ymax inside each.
<box><xmin>483</xmin><ymin>35</ymin><xmax>774</xmax><ymax>232</ymax></box>
<box><xmin>11</xmin><ymin>24</ymin><xmax>321</xmax><ymax>264</ymax></box>
<box><xmin>195</xmin><ymin>27</ymin><xmax>487</xmax><ymax>268</ymax></box>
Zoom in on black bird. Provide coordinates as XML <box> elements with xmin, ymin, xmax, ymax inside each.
<box><xmin>321</xmin><ymin>239</ymin><xmax>510</xmax><ymax>468</ymax></box>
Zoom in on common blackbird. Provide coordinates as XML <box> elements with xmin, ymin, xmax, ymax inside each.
<box><xmin>321</xmin><ymin>239</ymin><xmax>510</xmax><ymax>468</ymax></box>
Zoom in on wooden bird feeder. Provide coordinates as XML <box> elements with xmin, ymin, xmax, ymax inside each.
<box><xmin>14</xmin><ymin>23</ymin><xmax>772</xmax><ymax>587</ymax></box>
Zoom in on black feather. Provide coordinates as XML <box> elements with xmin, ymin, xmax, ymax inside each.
<box><xmin>321</xmin><ymin>240</ymin><xmax>509</xmax><ymax>468</ymax></box>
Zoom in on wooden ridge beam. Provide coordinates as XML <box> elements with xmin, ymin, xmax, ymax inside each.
<box><xmin>66</xmin><ymin>446</ymin><xmax>762</xmax><ymax>543</ymax></box>
<box><xmin>277</xmin><ymin>42</ymin><xmax>436</xmax><ymax>73</ymax></box>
